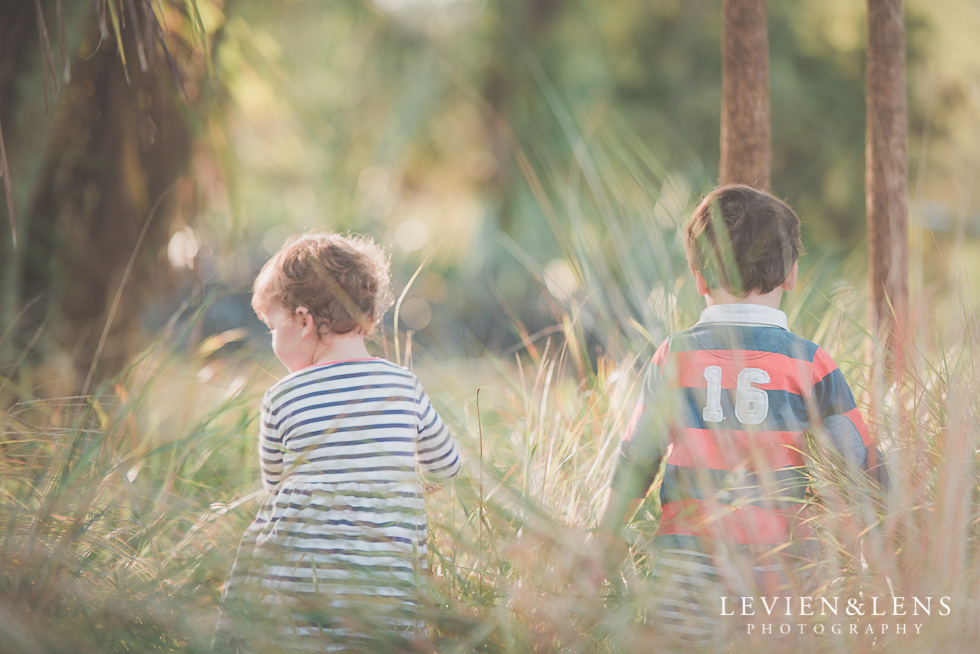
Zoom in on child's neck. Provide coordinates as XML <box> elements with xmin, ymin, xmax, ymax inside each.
<box><xmin>310</xmin><ymin>331</ymin><xmax>372</xmax><ymax>366</ymax></box>
<box><xmin>704</xmin><ymin>286</ymin><xmax>784</xmax><ymax>310</ymax></box>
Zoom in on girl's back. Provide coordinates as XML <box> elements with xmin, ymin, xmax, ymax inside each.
<box><xmin>260</xmin><ymin>358</ymin><xmax>457</xmax><ymax>487</ymax></box>
<box><xmin>226</xmin><ymin>359</ymin><xmax>460</xmax><ymax>651</ymax></box>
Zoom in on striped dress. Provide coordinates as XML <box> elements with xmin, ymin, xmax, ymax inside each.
<box><xmin>222</xmin><ymin>358</ymin><xmax>461</xmax><ymax>651</ymax></box>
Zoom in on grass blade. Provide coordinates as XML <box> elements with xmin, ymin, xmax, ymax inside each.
<box><xmin>0</xmin><ymin>117</ymin><xmax>15</xmax><ymax>248</ymax></box>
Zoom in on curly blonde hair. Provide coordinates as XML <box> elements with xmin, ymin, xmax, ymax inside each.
<box><xmin>252</xmin><ymin>232</ymin><xmax>394</xmax><ymax>336</ymax></box>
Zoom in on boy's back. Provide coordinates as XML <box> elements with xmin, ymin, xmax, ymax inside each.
<box><xmin>616</xmin><ymin>303</ymin><xmax>871</xmax><ymax>549</ymax></box>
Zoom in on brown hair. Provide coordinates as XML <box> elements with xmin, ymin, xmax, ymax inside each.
<box><xmin>685</xmin><ymin>184</ymin><xmax>804</xmax><ymax>295</ymax></box>
<box><xmin>252</xmin><ymin>232</ymin><xmax>394</xmax><ymax>336</ymax></box>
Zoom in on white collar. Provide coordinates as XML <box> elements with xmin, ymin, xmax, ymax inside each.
<box><xmin>696</xmin><ymin>303</ymin><xmax>789</xmax><ymax>330</ymax></box>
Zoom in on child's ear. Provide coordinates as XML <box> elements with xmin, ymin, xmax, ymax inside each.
<box><xmin>295</xmin><ymin>307</ymin><xmax>316</xmax><ymax>337</ymax></box>
<box><xmin>782</xmin><ymin>262</ymin><xmax>799</xmax><ymax>292</ymax></box>
<box><xmin>694</xmin><ymin>270</ymin><xmax>710</xmax><ymax>297</ymax></box>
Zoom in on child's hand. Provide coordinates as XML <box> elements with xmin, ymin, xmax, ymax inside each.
<box><xmin>574</xmin><ymin>553</ymin><xmax>609</xmax><ymax>596</ymax></box>
<box><xmin>573</xmin><ymin>530</ymin><xmax>627</xmax><ymax>595</ymax></box>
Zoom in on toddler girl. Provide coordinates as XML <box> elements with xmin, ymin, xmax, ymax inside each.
<box><xmin>219</xmin><ymin>232</ymin><xmax>461</xmax><ymax>652</ymax></box>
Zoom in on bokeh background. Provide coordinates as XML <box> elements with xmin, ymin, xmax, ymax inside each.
<box><xmin>2</xmin><ymin>0</ymin><xmax>979</xmax><ymax>385</ymax></box>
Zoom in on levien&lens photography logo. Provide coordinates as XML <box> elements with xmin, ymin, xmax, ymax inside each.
<box><xmin>720</xmin><ymin>595</ymin><xmax>952</xmax><ymax>636</ymax></box>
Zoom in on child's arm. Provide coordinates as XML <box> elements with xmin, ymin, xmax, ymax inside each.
<box><xmin>588</xmin><ymin>410</ymin><xmax>666</xmax><ymax>589</ymax></box>
<box><xmin>414</xmin><ymin>379</ymin><xmax>461</xmax><ymax>484</ymax></box>
<box><xmin>594</xmin><ymin>357</ymin><xmax>671</xmax><ymax>568</ymax></box>
<box><xmin>811</xmin><ymin>348</ymin><xmax>887</xmax><ymax>489</ymax></box>
<box><xmin>597</xmin><ymin>411</ymin><xmax>667</xmax><ymax>535</ymax></box>
<box><xmin>258</xmin><ymin>390</ymin><xmax>284</xmax><ymax>492</ymax></box>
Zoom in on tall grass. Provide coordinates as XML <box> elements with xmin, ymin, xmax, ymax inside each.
<box><xmin>2</xmin><ymin>249</ymin><xmax>979</xmax><ymax>652</ymax></box>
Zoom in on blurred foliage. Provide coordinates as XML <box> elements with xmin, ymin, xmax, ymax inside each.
<box><xmin>203</xmin><ymin>0</ymin><xmax>980</xmax><ymax>360</ymax></box>
<box><xmin>2</xmin><ymin>0</ymin><xmax>980</xmax><ymax>382</ymax></box>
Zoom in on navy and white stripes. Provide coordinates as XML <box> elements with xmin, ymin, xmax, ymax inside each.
<box><xmin>256</xmin><ymin>359</ymin><xmax>460</xmax><ymax>491</ymax></box>
<box><xmin>222</xmin><ymin>358</ymin><xmax>461</xmax><ymax>650</ymax></box>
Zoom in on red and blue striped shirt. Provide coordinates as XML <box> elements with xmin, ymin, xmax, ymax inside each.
<box><xmin>611</xmin><ymin>304</ymin><xmax>875</xmax><ymax>545</ymax></box>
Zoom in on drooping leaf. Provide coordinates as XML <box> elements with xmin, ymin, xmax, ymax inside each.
<box><xmin>106</xmin><ymin>0</ymin><xmax>131</xmax><ymax>84</ymax></box>
<box><xmin>56</xmin><ymin>0</ymin><xmax>71</xmax><ymax>83</ymax></box>
<box><xmin>125</xmin><ymin>0</ymin><xmax>148</xmax><ymax>72</ymax></box>
<box><xmin>185</xmin><ymin>0</ymin><xmax>214</xmax><ymax>81</ymax></box>
<box><xmin>143</xmin><ymin>0</ymin><xmax>187</xmax><ymax>101</ymax></box>
<box><xmin>34</xmin><ymin>0</ymin><xmax>60</xmax><ymax>99</ymax></box>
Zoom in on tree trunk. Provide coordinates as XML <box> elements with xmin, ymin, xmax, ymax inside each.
<box><xmin>866</xmin><ymin>0</ymin><xmax>908</xmax><ymax>377</ymax></box>
<box><xmin>0</xmin><ymin>4</ymin><xmax>197</xmax><ymax>390</ymax></box>
<box><xmin>720</xmin><ymin>0</ymin><xmax>771</xmax><ymax>190</ymax></box>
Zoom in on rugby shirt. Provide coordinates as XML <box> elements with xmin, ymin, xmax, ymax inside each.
<box><xmin>222</xmin><ymin>358</ymin><xmax>461</xmax><ymax>649</ymax></box>
<box><xmin>611</xmin><ymin>304</ymin><xmax>874</xmax><ymax>545</ymax></box>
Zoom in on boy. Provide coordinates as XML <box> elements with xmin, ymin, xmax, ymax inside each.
<box><xmin>596</xmin><ymin>185</ymin><xmax>884</xmax><ymax>648</ymax></box>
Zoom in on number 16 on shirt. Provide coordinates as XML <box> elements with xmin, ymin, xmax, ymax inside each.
<box><xmin>702</xmin><ymin>366</ymin><xmax>771</xmax><ymax>426</ymax></box>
